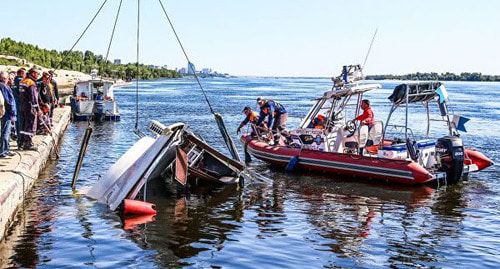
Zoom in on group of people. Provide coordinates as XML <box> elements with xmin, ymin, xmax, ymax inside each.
<box><xmin>236</xmin><ymin>97</ymin><xmax>288</xmax><ymax>145</ymax></box>
<box><xmin>236</xmin><ymin>97</ymin><xmax>374</xmax><ymax>146</ymax></box>
<box><xmin>0</xmin><ymin>67</ymin><xmax>59</xmax><ymax>158</ymax></box>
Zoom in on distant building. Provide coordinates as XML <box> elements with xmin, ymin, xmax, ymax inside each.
<box><xmin>113</xmin><ymin>59</ymin><xmax>121</xmax><ymax>65</ymax></box>
<box><xmin>162</xmin><ymin>65</ymin><xmax>168</xmax><ymax>70</ymax></box>
<box><xmin>201</xmin><ymin>68</ymin><xmax>212</xmax><ymax>74</ymax></box>
<box><xmin>178</xmin><ymin>67</ymin><xmax>187</xmax><ymax>74</ymax></box>
<box><xmin>187</xmin><ymin>62</ymin><xmax>196</xmax><ymax>75</ymax></box>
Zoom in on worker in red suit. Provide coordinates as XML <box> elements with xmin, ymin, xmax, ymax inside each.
<box><xmin>354</xmin><ymin>99</ymin><xmax>374</xmax><ymax>128</ymax></box>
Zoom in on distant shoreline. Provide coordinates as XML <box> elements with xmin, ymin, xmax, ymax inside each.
<box><xmin>229</xmin><ymin>74</ymin><xmax>500</xmax><ymax>82</ymax></box>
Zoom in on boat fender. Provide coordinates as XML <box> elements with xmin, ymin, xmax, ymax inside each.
<box><xmin>123</xmin><ymin>199</ymin><xmax>157</xmax><ymax>215</ymax></box>
<box><xmin>286</xmin><ymin>156</ymin><xmax>299</xmax><ymax>172</ymax></box>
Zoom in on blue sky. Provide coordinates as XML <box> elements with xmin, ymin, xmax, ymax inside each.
<box><xmin>1</xmin><ymin>0</ymin><xmax>499</xmax><ymax>76</ymax></box>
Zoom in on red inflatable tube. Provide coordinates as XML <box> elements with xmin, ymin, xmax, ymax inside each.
<box><xmin>123</xmin><ymin>199</ymin><xmax>157</xmax><ymax>215</ymax></box>
<box><xmin>465</xmin><ymin>149</ymin><xmax>494</xmax><ymax>171</ymax></box>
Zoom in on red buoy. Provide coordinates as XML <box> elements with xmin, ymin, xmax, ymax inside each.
<box><xmin>123</xmin><ymin>199</ymin><xmax>157</xmax><ymax>215</ymax></box>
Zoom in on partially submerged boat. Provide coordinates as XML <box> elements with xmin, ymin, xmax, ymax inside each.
<box><xmin>242</xmin><ymin>65</ymin><xmax>493</xmax><ymax>185</ymax></box>
<box><xmin>70</xmin><ymin>79</ymin><xmax>121</xmax><ymax>121</ymax></box>
<box><xmin>87</xmin><ymin>120</ymin><xmax>244</xmax><ymax>211</ymax></box>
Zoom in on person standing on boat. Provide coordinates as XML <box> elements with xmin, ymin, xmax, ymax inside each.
<box><xmin>0</xmin><ymin>71</ymin><xmax>17</xmax><ymax>157</ymax></box>
<box><xmin>256</xmin><ymin>97</ymin><xmax>288</xmax><ymax>144</ymax></box>
<box><xmin>18</xmin><ymin>68</ymin><xmax>41</xmax><ymax>150</ymax></box>
<box><xmin>353</xmin><ymin>99</ymin><xmax>375</xmax><ymax>154</ymax></box>
<box><xmin>354</xmin><ymin>99</ymin><xmax>374</xmax><ymax>128</ymax></box>
<box><xmin>236</xmin><ymin>106</ymin><xmax>260</xmax><ymax>135</ymax></box>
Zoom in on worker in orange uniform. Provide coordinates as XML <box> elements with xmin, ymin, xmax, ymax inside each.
<box><xmin>307</xmin><ymin>114</ymin><xmax>327</xmax><ymax>129</ymax></box>
<box><xmin>237</xmin><ymin>106</ymin><xmax>260</xmax><ymax>134</ymax></box>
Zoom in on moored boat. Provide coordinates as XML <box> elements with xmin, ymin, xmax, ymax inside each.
<box><xmin>70</xmin><ymin>78</ymin><xmax>121</xmax><ymax>121</ymax></box>
<box><xmin>242</xmin><ymin>65</ymin><xmax>493</xmax><ymax>185</ymax></box>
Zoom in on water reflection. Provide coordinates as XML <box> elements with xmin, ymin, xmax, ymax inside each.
<box><xmin>0</xmin><ymin>163</ymin><xmax>61</xmax><ymax>268</ymax></box>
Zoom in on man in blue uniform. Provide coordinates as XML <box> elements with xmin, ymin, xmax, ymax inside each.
<box><xmin>256</xmin><ymin>97</ymin><xmax>288</xmax><ymax>144</ymax></box>
<box><xmin>0</xmin><ymin>71</ymin><xmax>17</xmax><ymax>157</ymax></box>
<box><xmin>18</xmin><ymin>68</ymin><xmax>41</xmax><ymax>150</ymax></box>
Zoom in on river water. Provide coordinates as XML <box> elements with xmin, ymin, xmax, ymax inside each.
<box><xmin>0</xmin><ymin>77</ymin><xmax>498</xmax><ymax>268</ymax></box>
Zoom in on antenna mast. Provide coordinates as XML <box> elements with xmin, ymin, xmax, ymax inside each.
<box><xmin>362</xmin><ymin>28</ymin><xmax>378</xmax><ymax>69</ymax></box>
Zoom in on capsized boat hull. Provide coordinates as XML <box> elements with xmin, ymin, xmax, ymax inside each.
<box><xmin>242</xmin><ymin>135</ymin><xmax>435</xmax><ymax>185</ymax></box>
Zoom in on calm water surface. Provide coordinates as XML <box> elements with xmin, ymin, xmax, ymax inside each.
<box><xmin>0</xmin><ymin>77</ymin><xmax>499</xmax><ymax>268</ymax></box>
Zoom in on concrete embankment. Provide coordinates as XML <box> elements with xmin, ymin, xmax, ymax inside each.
<box><xmin>0</xmin><ymin>106</ymin><xmax>71</xmax><ymax>242</ymax></box>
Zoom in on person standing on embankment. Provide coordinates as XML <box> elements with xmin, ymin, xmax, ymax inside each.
<box><xmin>18</xmin><ymin>68</ymin><xmax>41</xmax><ymax>151</ymax></box>
<box><xmin>12</xmin><ymin>68</ymin><xmax>26</xmax><ymax>147</ymax></box>
<box><xmin>0</xmin><ymin>71</ymin><xmax>16</xmax><ymax>157</ymax></box>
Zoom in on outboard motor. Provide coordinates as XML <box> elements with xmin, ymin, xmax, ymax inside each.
<box><xmin>94</xmin><ymin>101</ymin><xmax>105</xmax><ymax>122</ymax></box>
<box><xmin>435</xmin><ymin>136</ymin><xmax>464</xmax><ymax>183</ymax></box>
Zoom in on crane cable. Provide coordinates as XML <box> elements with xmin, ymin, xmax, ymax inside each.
<box><xmin>55</xmin><ymin>0</ymin><xmax>109</xmax><ymax>71</ymax></box>
<box><xmin>135</xmin><ymin>0</ymin><xmax>141</xmax><ymax>131</ymax></box>
<box><xmin>157</xmin><ymin>0</ymin><xmax>214</xmax><ymax>115</ymax></box>
<box><xmin>104</xmin><ymin>0</ymin><xmax>123</xmax><ymax>63</ymax></box>
<box><xmin>156</xmin><ymin>0</ymin><xmax>240</xmax><ymax>161</ymax></box>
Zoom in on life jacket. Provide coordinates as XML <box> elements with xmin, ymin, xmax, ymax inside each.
<box><xmin>314</xmin><ymin>123</ymin><xmax>325</xmax><ymax>129</ymax></box>
<box><xmin>249</xmin><ymin>111</ymin><xmax>259</xmax><ymax>123</ymax></box>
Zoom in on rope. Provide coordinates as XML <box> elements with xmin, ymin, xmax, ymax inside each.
<box><xmin>157</xmin><ymin>0</ymin><xmax>215</xmax><ymax>115</ymax></box>
<box><xmin>104</xmin><ymin>0</ymin><xmax>123</xmax><ymax>63</ymax></box>
<box><xmin>135</xmin><ymin>0</ymin><xmax>141</xmax><ymax>131</ymax></box>
<box><xmin>55</xmin><ymin>0</ymin><xmax>109</xmax><ymax>71</ymax></box>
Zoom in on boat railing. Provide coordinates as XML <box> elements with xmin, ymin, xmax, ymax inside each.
<box><xmin>385</xmin><ymin>124</ymin><xmax>416</xmax><ymax>142</ymax></box>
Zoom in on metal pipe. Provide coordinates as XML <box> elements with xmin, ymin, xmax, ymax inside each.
<box><xmin>405</xmin><ymin>84</ymin><xmax>409</xmax><ymax>142</ymax></box>
<box><xmin>72</xmin><ymin>126</ymin><xmax>93</xmax><ymax>191</ymax></box>
<box><xmin>383</xmin><ymin>105</ymin><xmax>396</xmax><ymax>138</ymax></box>
<box><xmin>425</xmin><ymin>102</ymin><xmax>430</xmax><ymax>138</ymax></box>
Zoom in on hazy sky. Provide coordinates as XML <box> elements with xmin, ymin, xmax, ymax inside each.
<box><xmin>1</xmin><ymin>0</ymin><xmax>499</xmax><ymax>76</ymax></box>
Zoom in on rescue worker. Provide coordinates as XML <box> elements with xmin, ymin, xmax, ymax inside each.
<box><xmin>12</xmin><ymin>68</ymin><xmax>26</xmax><ymax>147</ymax></box>
<box><xmin>307</xmin><ymin>114</ymin><xmax>326</xmax><ymax>129</ymax></box>
<box><xmin>236</xmin><ymin>106</ymin><xmax>259</xmax><ymax>135</ymax></box>
<box><xmin>0</xmin><ymin>71</ymin><xmax>16</xmax><ymax>157</ymax></box>
<box><xmin>353</xmin><ymin>99</ymin><xmax>374</xmax><ymax>128</ymax></box>
<box><xmin>18</xmin><ymin>67</ymin><xmax>41</xmax><ymax>150</ymax></box>
<box><xmin>256</xmin><ymin>97</ymin><xmax>287</xmax><ymax>144</ymax></box>
<box><xmin>353</xmin><ymin>99</ymin><xmax>375</xmax><ymax>154</ymax></box>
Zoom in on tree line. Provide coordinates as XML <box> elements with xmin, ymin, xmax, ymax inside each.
<box><xmin>365</xmin><ymin>72</ymin><xmax>500</xmax><ymax>82</ymax></box>
<box><xmin>0</xmin><ymin>38</ymin><xmax>180</xmax><ymax>80</ymax></box>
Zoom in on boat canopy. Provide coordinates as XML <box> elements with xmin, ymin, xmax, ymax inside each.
<box><xmin>75</xmin><ymin>79</ymin><xmax>115</xmax><ymax>100</ymax></box>
<box><xmin>388</xmin><ymin>82</ymin><xmax>442</xmax><ymax>105</ymax></box>
<box><xmin>320</xmin><ymin>83</ymin><xmax>382</xmax><ymax>100</ymax></box>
